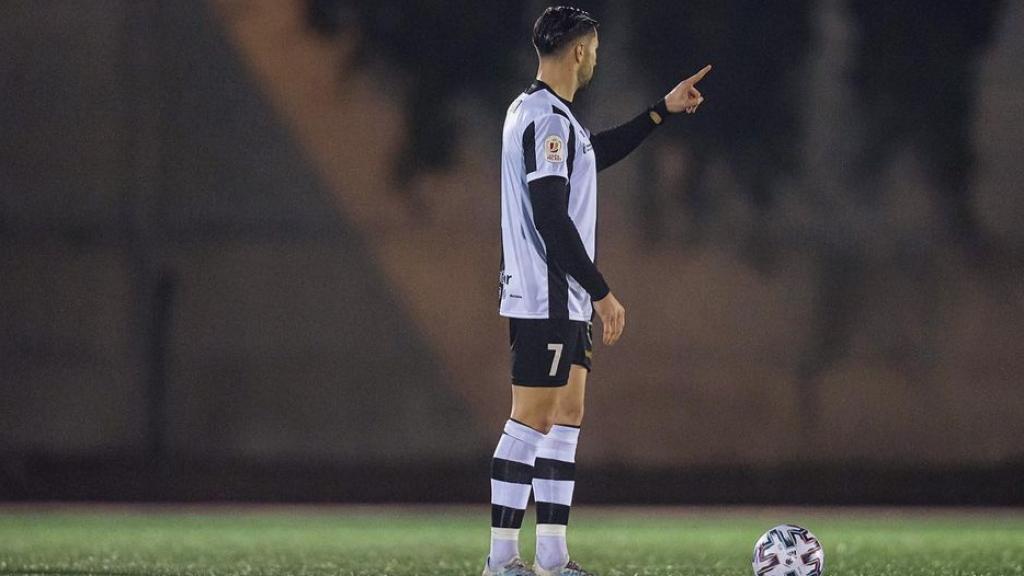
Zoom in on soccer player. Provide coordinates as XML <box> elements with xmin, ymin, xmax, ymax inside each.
<box><xmin>487</xmin><ymin>6</ymin><xmax>711</xmax><ymax>576</ymax></box>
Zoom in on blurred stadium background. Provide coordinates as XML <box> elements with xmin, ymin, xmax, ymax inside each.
<box><xmin>2</xmin><ymin>0</ymin><xmax>1022</xmax><ymax>507</ymax></box>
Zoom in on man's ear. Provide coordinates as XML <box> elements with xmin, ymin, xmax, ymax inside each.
<box><xmin>575</xmin><ymin>43</ymin><xmax>584</xmax><ymax>63</ymax></box>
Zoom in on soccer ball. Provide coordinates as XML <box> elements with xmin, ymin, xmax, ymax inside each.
<box><xmin>751</xmin><ymin>524</ymin><xmax>824</xmax><ymax>576</ymax></box>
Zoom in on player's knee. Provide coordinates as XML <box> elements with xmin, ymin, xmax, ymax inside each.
<box><xmin>526</xmin><ymin>414</ymin><xmax>556</xmax><ymax>434</ymax></box>
<box><xmin>512</xmin><ymin>407</ymin><xmax>558</xmax><ymax>434</ymax></box>
<box><xmin>537</xmin><ymin>405</ymin><xmax>561</xmax><ymax>433</ymax></box>
<box><xmin>538</xmin><ymin>416</ymin><xmax>557</xmax><ymax>434</ymax></box>
<box><xmin>557</xmin><ymin>404</ymin><xmax>584</xmax><ymax>427</ymax></box>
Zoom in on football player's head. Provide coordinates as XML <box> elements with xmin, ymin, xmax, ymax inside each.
<box><xmin>533</xmin><ymin>6</ymin><xmax>599</xmax><ymax>89</ymax></box>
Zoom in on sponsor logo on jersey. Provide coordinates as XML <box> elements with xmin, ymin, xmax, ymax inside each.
<box><xmin>544</xmin><ymin>135</ymin><xmax>565</xmax><ymax>163</ymax></box>
<box><xmin>498</xmin><ymin>271</ymin><xmax>513</xmax><ymax>299</ymax></box>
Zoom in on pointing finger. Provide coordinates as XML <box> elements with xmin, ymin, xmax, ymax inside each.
<box><xmin>686</xmin><ymin>64</ymin><xmax>712</xmax><ymax>84</ymax></box>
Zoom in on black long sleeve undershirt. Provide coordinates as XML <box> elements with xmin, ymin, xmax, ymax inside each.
<box><xmin>590</xmin><ymin>100</ymin><xmax>669</xmax><ymax>172</ymax></box>
<box><xmin>529</xmin><ymin>175</ymin><xmax>610</xmax><ymax>301</ymax></box>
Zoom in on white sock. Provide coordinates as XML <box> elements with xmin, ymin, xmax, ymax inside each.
<box><xmin>533</xmin><ymin>424</ymin><xmax>580</xmax><ymax>570</ymax></box>
<box><xmin>488</xmin><ymin>419</ymin><xmax>544</xmax><ymax>570</ymax></box>
<box><xmin>489</xmin><ymin>528</ymin><xmax>520</xmax><ymax>571</ymax></box>
<box><xmin>536</xmin><ymin>524</ymin><xmax>569</xmax><ymax>571</ymax></box>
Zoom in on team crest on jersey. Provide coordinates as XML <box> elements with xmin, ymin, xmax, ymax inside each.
<box><xmin>544</xmin><ymin>135</ymin><xmax>565</xmax><ymax>163</ymax></box>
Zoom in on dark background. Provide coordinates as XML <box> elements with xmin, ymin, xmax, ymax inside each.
<box><xmin>2</xmin><ymin>0</ymin><xmax>1022</xmax><ymax>504</ymax></box>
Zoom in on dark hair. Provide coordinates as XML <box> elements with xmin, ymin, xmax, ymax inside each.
<box><xmin>532</xmin><ymin>6</ymin><xmax>599</xmax><ymax>56</ymax></box>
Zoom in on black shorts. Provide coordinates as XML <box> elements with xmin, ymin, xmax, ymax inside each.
<box><xmin>509</xmin><ymin>318</ymin><xmax>593</xmax><ymax>387</ymax></box>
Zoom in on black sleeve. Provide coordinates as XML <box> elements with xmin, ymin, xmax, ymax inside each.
<box><xmin>590</xmin><ymin>100</ymin><xmax>670</xmax><ymax>172</ymax></box>
<box><xmin>529</xmin><ymin>176</ymin><xmax>610</xmax><ymax>301</ymax></box>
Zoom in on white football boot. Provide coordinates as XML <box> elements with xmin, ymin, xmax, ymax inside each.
<box><xmin>533</xmin><ymin>559</ymin><xmax>595</xmax><ymax>576</ymax></box>
<box><xmin>482</xmin><ymin>556</ymin><xmax>538</xmax><ymax>576</ymax></box>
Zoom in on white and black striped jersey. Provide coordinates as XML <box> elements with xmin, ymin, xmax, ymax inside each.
<box><xmin>498</xmin><ymin>81</ymin><xmax>600</xmax><ymax>321</ymax></box>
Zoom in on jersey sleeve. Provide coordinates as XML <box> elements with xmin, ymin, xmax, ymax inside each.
<box><xmin>590</xmin><ymin>106</ymin><xmax>660</xmax><ymax>172</ymax></box>
<box><xmin>524</xmin><ymin>113</ymin><xmax>572</xmax><ymax>183</ymax></box>
<box><xmin>529</xmin><ymin>175</ymin><xmax>610</xmax><ymax>300</ymax></box>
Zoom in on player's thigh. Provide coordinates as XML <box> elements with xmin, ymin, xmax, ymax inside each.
<box><xmin>554</xmin><ymin>364</ymin><xmax>587</xmax><ymax>426</ymax></box>
<box><xmin>509</xmin><ymin>318</ymin><xmax>576</xmax><ymax>386</ymax></box>
<box><xmin>508</xmin><ymin>318</ymin><xmax>582</xmax><ymax>431</ymax></box>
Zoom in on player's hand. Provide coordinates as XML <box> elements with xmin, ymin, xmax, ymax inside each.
<box><xmin>593</xmin><ymin>292</ymin><xmax>625</xmax><ymax>346</ymax></box>
<box><xmin>664</xmin><ymin>64</ymin><xmax>712</xmax><ymax>114</ymax></box>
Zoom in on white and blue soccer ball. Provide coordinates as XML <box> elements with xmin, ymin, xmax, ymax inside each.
<box><xmin>752</xmin><ymin>524</ymin><xmax>824</xmax><ymax>576</ymax></box>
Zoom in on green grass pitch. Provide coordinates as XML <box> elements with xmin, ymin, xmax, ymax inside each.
<box><xmin>0</xmin><ymin>507</ymin><xmax>1022</xmax><ymax>575</ymax></box>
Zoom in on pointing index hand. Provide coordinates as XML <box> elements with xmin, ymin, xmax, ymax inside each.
<box><xmin>687</xmin><ymin>64</ymin><xmax>712</xmax><ymax>85</ymax></box>
<box><xmin>664</xmin><ymin>64</ymin><xmax>712</xmax><ymax>114</ymax></box>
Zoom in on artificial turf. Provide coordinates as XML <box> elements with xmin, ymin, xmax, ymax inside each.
<box><xmin>0</xmin><ymin>507</ymin><xmax>1022</xmax><ymax>575</ymax></box>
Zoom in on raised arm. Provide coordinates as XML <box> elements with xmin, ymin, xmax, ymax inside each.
<box><xmin>591</xmin><ymin>64</ymin><xmax>712</xmax><ymax>173</ymax></box>
<box><xmin>590</xmin><ymin>101</ymin><xmax>668</xmax><ymax>172</ymax></box>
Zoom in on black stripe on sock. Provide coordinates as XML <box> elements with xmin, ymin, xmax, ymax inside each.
<box><xmin>535</xmin><ymin>502</ymin><xmax>571</xmax><ymax>525</ymax></box>
<box><xmin>533</xmin><ymin>457</ymin><xmax>576</xmax><ymax>481</ymax></box>
<box><xmin>491</xmin><ymin>457</ymin><xmax>534</xmax><ymax>484</ymax></box>
<box><xmin>492</xmin><ymin>504</ymin><xmax>527</xmax><ymax>529</ymax></box>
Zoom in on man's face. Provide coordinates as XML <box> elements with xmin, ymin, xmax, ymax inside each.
<box><xmin>576</xmin><ymin>31</ymin><xmax>598</xmax><ymax>89</ymax></box>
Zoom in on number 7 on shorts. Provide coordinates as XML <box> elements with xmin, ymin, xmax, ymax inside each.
<box><xmin>547</xmin><ymin>343</ymin><xmax>564</xmax><ymax>377</ymax></box>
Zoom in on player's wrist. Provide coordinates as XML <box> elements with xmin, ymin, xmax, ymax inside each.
<box><xmin>647</xmin><ymin>99</ymin><xmax>671</xmax><ymax>125</ymax></box>
<box><xmin>590</xmin><ymin>280</ymin><xmax>611</xmax><ymax>302</ymax></box>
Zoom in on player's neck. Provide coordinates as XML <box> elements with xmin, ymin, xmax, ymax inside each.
<box><xmin>536</xmin><ymin>64</ymin><xmax>578</xmax><ymax>103</ymax></box>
